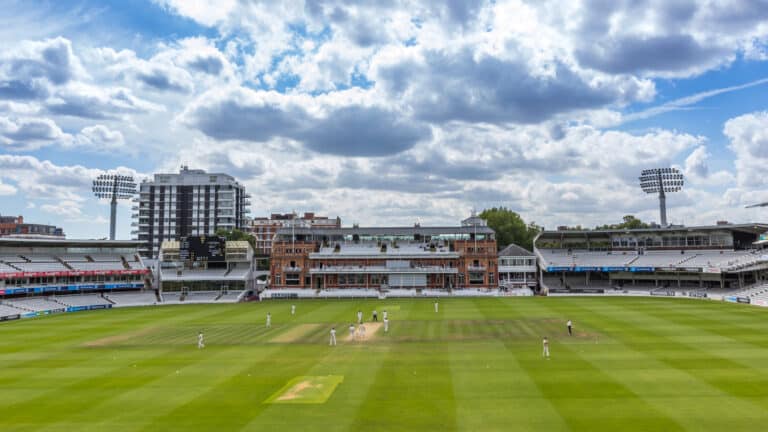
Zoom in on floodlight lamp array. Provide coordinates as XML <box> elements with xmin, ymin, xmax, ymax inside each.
<box><xmin>92</xmin><ymin>174</ymin><xmax>137</xmax><ymax>199</ymax></box>
<box><xmin>638</xmin><ymin>167</ymin><xmax>684</xmax><ymax>194</ymax></box>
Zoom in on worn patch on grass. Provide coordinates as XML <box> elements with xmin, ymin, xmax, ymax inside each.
<box><xmin>347</xmin><ymin>322</ymin><xmax>382</xmax><ymax>342</ymax></box>
<box><xmin>83</xmin><ymin>326</ymin><xmax>157</xmax><ymax>347</ymax></box>
<box><xmin>271</xmin><ymin>324</ymin><xmax>323</xmax><ymax>343</ymax></box>
<box><xmin>265</xmin><ymin>375</ymin><xmax>344</xmax><ymax>404</ymax></box>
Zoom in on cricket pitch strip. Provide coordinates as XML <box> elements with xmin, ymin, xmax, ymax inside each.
<box><xmin>264</xmin><ymin>375</ymin><xmax>344</xmax><ymax>404</ymax></box>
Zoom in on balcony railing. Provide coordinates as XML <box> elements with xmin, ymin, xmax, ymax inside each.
<box><xmin>467</xmin><ymin>265</ymin><xmax>487</xmax><ymax>271</ymax></box>
<box><xmin>310</xmin><ymin>266</ymin><xmax>458</xmax><ymax>274</ymax></box>
<box><xmin>282</xmin><ymin>266</ymin><xmax>302</xmax><ymax>272</ymax></box>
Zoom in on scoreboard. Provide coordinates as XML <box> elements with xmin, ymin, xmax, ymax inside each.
<box><xmin>180</xmin><ymin>236</ymin><xmax>225</xmax><ymax>262</ymax></box>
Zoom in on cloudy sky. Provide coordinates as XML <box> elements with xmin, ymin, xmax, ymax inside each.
<box><xmin>1</xmin><ymin>0</ymin><xmax>768</xmax><ymax>238</ymax></box>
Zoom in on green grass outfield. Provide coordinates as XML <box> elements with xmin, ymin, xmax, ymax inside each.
<box><xmin>2</xmin><ymin>297</ymin><xmax>768</xmax><ymax>431</ymax></box>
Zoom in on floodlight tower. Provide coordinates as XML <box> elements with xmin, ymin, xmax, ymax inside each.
<box><xmin>92</xmin><ymin>174</ymin><xmax>136</xmax><ymax>240</ymax></box>
<box><xmin>639</xmin><ymin>168</ymin><xmax>684</xmax><ymax>227</ymax></box>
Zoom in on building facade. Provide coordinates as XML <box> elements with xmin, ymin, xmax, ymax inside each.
<box><xmin>497</xmin><ymin>244</ymin><xmax>537</xmax><ymax>289</ymax></box>
<box><xmin>132</xmin><ymin>166</ymin><xmax>250</xmax><ymax>257</ymax></box>
<box><xmin>269</xmin><ymin>216</ymin><xmax>497</xmax><ymax>290</ymax></box>
<box><xmin>0</xmin><ymin>215</ymin><xmax>64</xmax><ymax>238</ymax></box>
<box><xmin>158</xmin><ymin>236</ymin><xmax>257</xmax><ymax>293</ymax></box>
<box><xmin>249</xmin><ymin>212</ymin><xmax>341</xmax><ymax>255</ymax></box>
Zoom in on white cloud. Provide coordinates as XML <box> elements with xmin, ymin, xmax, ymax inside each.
<box><xmin>0</xmin><ymin>179</ymin><xmax>17</xmax><ymax>196</ymax></box>
<box><xmin>154</xmin><ymin>0</ymin><xmax>237</xmax><ymax>27</ymax></box>
<box><xmin>0</xmin><ymin>116</ymin><xmax>130</xmax><ymax>153</ymax></box>
<box><xmin>0</xmin><ymin>36</ymin><xmax>86</xmax><ymax>85</ymax></box>
<box><xmin>684</xmin><ymin>145</ymin><xmax>710</xmax><ymax>178</ymax></box>
<box><xmin>725</xmin><ymin>111</ymin><xmax>768</xmax><ymax>190</ymax></box>
<box><xmin>47</xmin><ymin>82</ymin><xmax>165</xmax><ymax>119</ymax></box>
<box><xmin>0</xmin><ymin>154</ymin><xmax>142</xmax><ymax>202</ymax></box>
<box><xmin>1</xmin><ymin>2</ymin><xmax>767</xmax><ymax>236</ymax></box>
<box><xmin>41</xmin><ymin>200</ymin><xmax>83</xmax><ymax>218</ymax></box>
<box><xmin>72</xmin><ymin>125</ymin><xmax>126</xmax><ymax>151</ymax></box>
<box><xmin>89</xmin><ymin>46</ymin><xmax>196</xmax><ymax>94</ymax></box>
<box><xmin>0</xmin><ymin>116</ymin><xmax>69</xmax><ymax>150</ymax></box>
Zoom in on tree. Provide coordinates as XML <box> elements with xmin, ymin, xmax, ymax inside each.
<box><xmin>595</xmin><ymin>215</ymin><xmax>650</xmax><ymax>230</ymax></box>
<box><xmin>479</xmin><ymin>207</ymin><xmax>541</xmax><ymax>251</ymax></box>
<box><xmin>214</xmin><ymin>228</ymin><xmax>257</xmax><ymax>252</ymax></box>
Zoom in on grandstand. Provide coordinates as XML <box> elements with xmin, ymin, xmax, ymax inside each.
<box><xmin>106</xmin><ymin>291</ymin><xmax>158</xmax><ymax>307</ymax></box>
<box><xmin>535</xmin><ymin>224</ymin><xmax>768</xmax><ymax>300</ymax></box>
<box><xmin>0</xmin><ymin>238</ymin><xmax>152</xmax><ymax>318</ymax></box>
<box><xmin>157</xmin><ymin>237</ymin><xmax>258</xmax><ymax>302</ymax></box>
<box><xmin>54</xmin><ymin>294</ymin><xmax>112</xmax><ymax>307</ymax></box>
<box><xmin>0</xmin><ymin>235</ymin><xmax>256</xmax><ymax>319</ymax></box>
<box><xmin>0</xmin><ymin>302</ymin><xmax>22</xmax><ymax>320</ymax></box>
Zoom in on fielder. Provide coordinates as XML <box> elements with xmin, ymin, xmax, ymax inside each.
<box><xmin>434</xmin><ymin>301</ymin><xmax>439</xmax><ymax>313</ymax></box>
<box><xmin>567</xmin><ymin>319</ymin><xmax>572</xmax><ymax>336</ymax></box>
<box><xmin>357</xmin><ymin>310</ymin><xmax>363</xmax><ymax>324</ymax></box>
<box><xmin>384</xmin><ymin>316</ymin><xmax>389</xmax><ymax>333</ymax></box>
<box><xmin>266</xmin><ymin>312</ymin><xmax>272</xmax><ymax>328</ymax></box>
<box><xmin>329</xmin><ymin>327</ymin><xmax>337</xmax><ymax>346</ymax></box>
<box><xmin>383</xmin><ymin>310</ymin><xmax>388</xmax><ymax>320</ymax></box>
<box><xmin>542</xmin><ymin>336</ymin><xmax>550</xmax><ymax>359</ymax></box>
<box><xmin>291</xmin><ymin>304</ymin><xmax>296</xmax><ymax>316</ymax></box>
<box><xmin>197</xmin><ymin>331</ymin><xmax>205</xmax><ymax>349</ymax></box>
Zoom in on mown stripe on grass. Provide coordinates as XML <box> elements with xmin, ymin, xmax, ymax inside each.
<box><xmin>133</xmin><ymin>299</ymin><xmax>362</xmax><ymax>431</ymax></box>
<box><xmin>607</xmin><ymin>299</ymin><xmax>768</xmax><ymax>399</ymax></box>
<box><xmin>246</xmin><ymin>338</ymin><xmax>394</xmax><ymax>430</ymax></box>
<box><xmin>538</xmin><ymin>298</ymin><xmax>766</xmax><ymax>431</ymax></box>
<box><xmin>492</xmin><ymin>298</ymin><xmax>686</xmax><ymax>432</ymax></box>
<box><xmin>646</xmin><ymin>300</ymin><xmax>768</xmax><ymax>350</ymax></box>
<box><xmin>343</xmin><ymin>298</ymin><xmax>458</xmax><ymax>432</ymax></box>
<box><xmin>62</xmin><ymin>345</ymin><xmax>285</xmax><ymax>432</ymax></box>
<box><xmin>450</xmin><ymin>298</ymin><xmax>570</xmax><ymax>431</ymax></box>
<box><xmin>563</xmin><ymin>298</ymin><xmax>768</xmax><ymax>418</ymax></box>
<box><xmin>0</xmin><ymin>304</ymin><xmax>249</xmax><ymax>429</ymax></box>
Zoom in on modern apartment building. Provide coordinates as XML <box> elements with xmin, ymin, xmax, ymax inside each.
<box><xmin>269</xmin><ymin>215</ymin><xmax>497</xmax><ymax>290</ymax></box>
<box><xmin>132</xmin><ymin>166</ymin><xmax>250</xmax><ymax>257</ymax></box>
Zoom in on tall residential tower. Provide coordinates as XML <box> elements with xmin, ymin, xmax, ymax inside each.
<box><xmin>132</xmin><ymin>166</ymin><xmax>250</xmax><ymax>257</ymax></box>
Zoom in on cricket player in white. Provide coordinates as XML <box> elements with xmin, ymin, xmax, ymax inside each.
<box><xmin>383</xmin><ymin>310</ymin><xmax>388</xmax><ymax>320</ymax></box>
<box><xmin>329</xmin><ymin>327</ymin><xmax>337</xmax><ymax>346</ymax></box>
<box><xmin>384</xmin><ymin>317</ymin><xmax>389</xmax><ymax>333</ymax></box>
<box><xmin>567</xmin><ymin>320</ymin><xmax>572</xmax><ymax>336</ymax></box>
<box><xmin>266</xmin><ymin>312</ymin><xmax>271</xmax><ymax>328</ymax></box>
<box><xmin>291</xmin><ymin>304</ymin><xmax>296</xmax><ymax>316</ymax></box>
<box><xmin>349</xmin><ymin>323</ymin><xmax>356</xmax><ymax>339</ymax></box>
<box><xmin>357</xmin><ymin>310</ymin><xmax>363</xmax><ymax>324</ymax></box>
<box><xmin>197</xmin><ymin>331</ymin><xmax>205</xmax><ymax>349</ymax></box>
<box><xmin>542</xmin><ymin>336</ymin><xmax>550</xmax><ymax>358</ymax></box>
<box><xmin>358</xmin><ymin>323</ymin><xmax>366</xmax><ymax>339</ymax></box>
<box><xmin>434</xmin><ymin>301</ymin><xmax>439</xmax><ymax>313</ymax></box>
